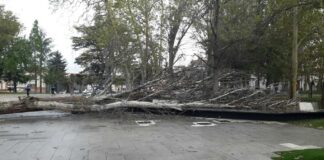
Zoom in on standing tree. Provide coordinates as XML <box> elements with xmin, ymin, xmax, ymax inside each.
<box><xmin>290</xmin><ymin>1</ymin><xmax>298</xmax><ymax>99</ymax></box>
<box><xmin>166</xmin><ymin>0</ymin><xmax>200</xmax><ymax>76</ymax></box>
<box><xmin>29</xmin><ymin>20</ymin><xmax>53</xmax><ymax>93</ymax></box>
<box><xmin>73</xmin><ymin>3</ymin><xmax>140</xmax><ymax>93</ymax></box>
<box><xmin>44</xmin><ymin>51</ymin><xmax>67</xmax><ymax>92</ymax></box>
<box><xmin>2</xmin><ymin>37</ymin><xmax>32</xmax><ymax>93</ymax></box>
<box><xmin>0</xmin><ymin>5</ymin><xmax>21</xmax><ymax>76</ymax></box>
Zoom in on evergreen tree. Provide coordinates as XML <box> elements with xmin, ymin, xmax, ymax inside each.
<box><xmin>29</xmin><ymin>20</ymin><xmax>53</xmax><ymax>93</ymax></box>
<box><xmin>45</xmin><ymin>51</ymin><xmax>67</xmax><ymax>92</ymax></box>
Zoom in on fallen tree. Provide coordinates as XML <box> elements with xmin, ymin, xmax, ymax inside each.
<box><xmin>0</xmin><ymin>69</ymin><xmax>300</xmax><ymax>115</ymax></box>
<box><xmin>10</xmin><ymin>97</ymin><xmax>247</xmax><ymax>113</ymax></box>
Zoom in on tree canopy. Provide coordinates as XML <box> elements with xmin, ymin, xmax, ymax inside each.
<box><xmin>0</xmin><ymin>6</ymin><xmax>21</xmax><ymax>77</ymax></box>
<box><xmin>29</xmin><ymin>20</ymin><xmax>53</xmax><ymax>93</ymax></box>
<box><xmin>0</xmin><ymin>5</ymin><xmax>65</xmax><ymax>93</ymax></box>
<box><xmin>2</xmin><ymin>37</ymin><xmax>32</xmax><ymax>92</ymax></box>
<box><xmin>45</xmin><ymin>51</ymin><xmax>67</xmax><ymax>91</ymax></box>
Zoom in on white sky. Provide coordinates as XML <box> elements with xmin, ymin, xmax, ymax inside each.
<box><xmin>0</xmin><ymin>0</ymin><xmax>200</xmax><ymax>73</ymax></box>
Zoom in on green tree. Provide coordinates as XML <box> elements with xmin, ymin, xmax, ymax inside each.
<box><xmin>73</xmin><ymin>4</ymin><xmax>139</xmax><ymax>91</ymax></box>
<box><xmin>44</xmin><ymin>51</ymin><xmax>67</xmax><ymax>92</ymax></box>
<box><xmin>2</xmin><ymin>37</ymin><xmax>32</xmax><ymax>93</ymax></box>
<box><xmin>0</xmin><ymin>5</ymin><xmax>21</xmax><ymax>76</ymax></box>
<box><xmin>29</xmin><ymin>20</ymin><xmax>53</xmax><ymax>93</ymax></box>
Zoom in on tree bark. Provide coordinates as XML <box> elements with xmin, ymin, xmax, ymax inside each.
<box><xmin>211</xmin><ymin>0</ymin><xmax>221</xmax><ymax>93</ymax></box>
<box><xmin>321</xmin><ymin>81</ymin><xmax>324</xmax><ymax>108</ymax></box>
<box><xmin>34</xmin><ymin>68</ymin><xmax>38</xmax><ymax>93</ymax></box>
<box><xmin>142</xmin><ymin>0</ymin><xmax>149</xmax><ymax>84</ymax></box>
<box><xmin>206</xmin><ymin>31</ymin><xmax>213</xmax><ymax>76</ymax></box>
<box><xmin>158</xmin><ymin>0</ymin><xmax>165</xmax><ymax>73</ymax></box>
<box><xmin>167</xmin><ymin>13</ymin><xmax>181</xmax><ymax>76</ymax></box>
<box><xmin>13</xmin><ymin>81</ymin><xmax>17</xmax><ymax>93</ymax></box>
<box><xmin>40</xmin><ymin>61</ymin><xmax>43</xmax><ymax>94</ymax></box>
<box><xmin>290</xmin><ymin>6</ymin><xmax>298</xmax><ymax>99</ymax></box>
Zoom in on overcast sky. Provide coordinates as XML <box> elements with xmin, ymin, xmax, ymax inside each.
<box><xmin>0</xmin><ymin>0</ymin><xmax>200</xmax><ymax>73</ymax></box>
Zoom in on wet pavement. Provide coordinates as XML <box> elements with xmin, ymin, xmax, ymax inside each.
<box><xmin>0</xmin><ymin>94</ymin><xmax>72</xmax><ymax>102</ymax></box>
<box><xmin>0</xmin><ymin>112</ymin><xmax>324</xmax><ymax>160</ymax></box>
<box><xmin>0</xmin><ymin>111</ymin><xmax>69</xmax><ymax>120</ymax></box>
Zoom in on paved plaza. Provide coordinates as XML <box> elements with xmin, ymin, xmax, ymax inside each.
<box><xmin>0</xmin><ymin>111</ymin><xmax>323</xmax><ymax>160</ymax></box>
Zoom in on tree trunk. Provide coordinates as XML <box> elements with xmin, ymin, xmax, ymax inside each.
<box><xmin>168</xmin><ymin>49</ymin><xmax>175</xmax><ymax>77</ymax></box>
<box><xmin>167</xmin><ymin>1</ymin><xmax>190</xmax><ymax>77</ymax></box>
<box><xmin>125</xmin><ymin>67</ymin><xmax>131</xmax><ymax>90</ymax></box>
<box><xmin>206</xmin><ymin>32</ymin><xmax>213</xmax><ymax>76</ymax></box>
<box><xmin>40</xmin><ymin>73</ymin><xmax>43</xmax><ymax>93</ymax></box>
<box><xmin>305</xmin><ymin>74</ymin><xmax>311</xmax><ymax>98</ymax></box>
<box><xmin>13</xmin><ymin>81</ymin><xmax>17</xmax><ymax>93</ymax></box>
<box><xmin>290</xmin><ymin>6</ymin><xmax>298</xmax><ymax>99</ymax></box>
<box><xmin>158</xmin><ymin>0</ymin><xmax>165</xmax><ymax>73</ymax></box>
<box><xmin>167</xmin><ymin>22</ymin><xmax>180</xmax><ymax>77</ymax></box>
<box><xmin>142</xmin><ymin>0</ymin><xmax>149</xmax><ymax>84</ymax></box>
<box><xmin>290</xmin><ymin>8</ymin><xmax>298</xmax><ymax>96</ymax></box>
<box><xmin>35</xmin><ymin>69</ymin><xmax>37</xmax><ymax>93</ymax></box>
<box><xmin>40</xmin><ymin>59</ymin><xmax>43</xmax><ymax>94</ymax></box>
<box><xmin>321</xmin><ymin>81</ymin><xmax>324</xmax><ymax>108</ymax></box>
<box><xmin>211</xmin><ymin>0</ymin><xmax>221</xmax><ymax>93</ymax></box>
<box><xmin>256</xmin><ymin>72</ymin><xmax>261</xmax><ymax>89</ymax></box>
<box><xmin>310</xmin><ymin>82</ymin><xmax>313</xmax><ymax>98</ymax></box>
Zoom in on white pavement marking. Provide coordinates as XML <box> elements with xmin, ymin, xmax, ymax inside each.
<box><xmin>280</xmin><ymin>143</ymin><xmax>321</xmax><ymax>150</ymax></box>
<box><xmin>192</xmin><ymin>122</ymin><xmax>217</xmax><ymax>127</ymax></box>
<box><xmin>135</xmin><ymin>120</ymin><xmax>156</xmax><ymax>127</ymax></box>
<box><xmin>210</xmin><ymin>118</ymin><xmax>286</xmax><ymax>125</ymax></box>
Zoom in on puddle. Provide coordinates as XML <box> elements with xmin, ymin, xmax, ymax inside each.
<box><xmin>135</xmin><ymin>120</ymin><xmax>156</xmax><ymax>127</ymax></box>
<box><xmin>192</xmin><ymin>122</ymin><xmax>216</xmax><ymax>127</ymax></box>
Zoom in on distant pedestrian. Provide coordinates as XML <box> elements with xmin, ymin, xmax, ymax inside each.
<box><xmin>51</xmin><ymin>86</ymin><xmax>56</xmax><ymax>95</ymax></box>
<box><xmin>25</xmin><ymin>84</ymin><xmax>31</xmax><ymax>97</ymax></box>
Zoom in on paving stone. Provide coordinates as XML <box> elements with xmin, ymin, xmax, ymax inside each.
<box><xmin>0</xmin><ymin>112</ymin><xmax>323</xmax><ymax>160</ymax></box>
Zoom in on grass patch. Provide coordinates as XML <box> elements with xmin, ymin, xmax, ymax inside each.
<box><xmin>299</xmin><ymin>94</ymin><xmax>324</xmax><ymax>109</ymax></box>
<box><xmin>300</xmin><ymin>96</ymin><xmax>321</xmax><ymax>103</ymax></box>
<box><xmin>290</xmin><ymin>119</ymin><xmax>324</xmax><ymax>130</ymax></box>
<box><xmin>273</xmin><ymin>149</ymin><xmax>324</xmax><ymax>160</ymax></box>
<box><xmin>299</xmin><ymin>94</ymin><xmax>321</xmax><ymax>102</ymax></box>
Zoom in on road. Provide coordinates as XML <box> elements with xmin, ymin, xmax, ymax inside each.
<box><xmin>0</xmin><ymin>112</ymin><xmax>323</xmax><ymax>160</ymax></box>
